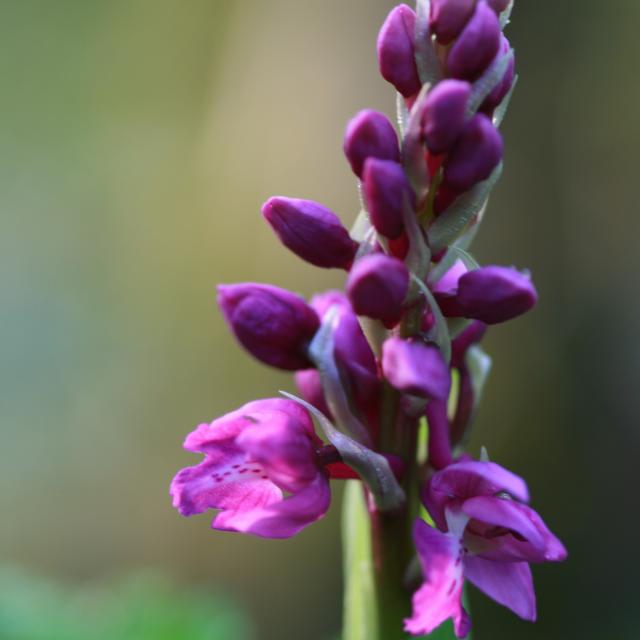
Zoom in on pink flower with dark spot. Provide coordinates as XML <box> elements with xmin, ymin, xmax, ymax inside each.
<box><xmin>170</xmin><ymin>398</ymin><xmax>330</xmax><ymax>538</ymax></box>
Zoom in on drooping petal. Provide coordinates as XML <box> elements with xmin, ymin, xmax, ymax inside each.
<box><xmin>405</xmin><ymin>519</ymin><xmax>471</xmax><ymax>638</ymax></box>
<box><xmin>462</xmin><ymin>496</ymin><xmax>545</xmax><ymax>550</ymax></box>
<box><xmin>464</xmin><ymin>498</ymin><xmax>568</xmax><ymax>563</ymax></box>
<box><xmin>426</xmin><ymin>460</ymin><xmax>529</xmax><ymax>527</ymax></box>
<box><xmin>213</xmin><ymin>473</ymin><xmax>331</xmax><ymax>538</ymax></box>
<box><xmin>463</xmin><ymin>556</ymin><xmax>537</xmax><ymax>621</ymax></box>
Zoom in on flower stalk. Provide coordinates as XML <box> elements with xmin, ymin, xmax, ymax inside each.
<box><xmin>169</xmin><ymin>1</ymin><xmax>566</xmax><ymax>638</ymax></box>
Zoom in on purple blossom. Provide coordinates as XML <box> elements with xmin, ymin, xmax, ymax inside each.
<box><xmin>217</xmin><ymin>283</ymin><xmax>319</xmax><ymax>370</ymax></box>
<box><xmin>422</xmin><ymin>80</ymin><xmax>472</xmax><ymax>155</ymax></box>
<box><xmin>443</xmin><ymin>114</ymin><xmax>503</xmax><ymax>191</ymax></box>
<box><xmin>407</xmin><ymin>459</ymin><xmax>567</xmax><ymax>637</ymax></box>
<box><xmin>377</xmin><ymin>4</ymin><xmax>421</xmax><ymax>98</ymax></box>
<box><xmin>362</xmin><ymin>159</ymin><xmax>414</xmax><ymax>239</ymax></box>
<box><xmin>343</xmin><ymin>110</ymin><xmax>400</xmax><ymax>179</ymax></box>
<box><xmin>430</xmin><ymin>0</ymin><xmax>476</xmax><ymax>45</ymax></box>
<box><xmin>447</xmin><ymin>1</ymin><xmax>501</xmax><ymax>80</ymax></box>
<box><xmin>382</xmin><ymin>337</ymin><xmax>451</xmax><ymax>400</ymax></box>
<box><xmin>481</xmin><ymin>35</ymin><xmax>516</xmax><ymax>113</ymax></box>
<box><xmin>262</xmin><ymin>197</ymin><xmax>358</xmax><ymax>270</ymax></box>
<box><xmin>170</xmin><ymin>398</ymin><xmax>330</xmax><ymax>538</ymax></box>
<box><xmin>457</xmin><ymin>266</ymin><xmax>538</xmax><ymax>324</ymax></box>
<box><xmin>346</xmin><ymin>254</ymin><xmax>410</xmax><ymax>326</ymax></box>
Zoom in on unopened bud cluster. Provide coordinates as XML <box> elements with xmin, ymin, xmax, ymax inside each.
<box><xmin>171</xmin><ymin>2</ymin><xmax>565</xmax><ymax>638</ymax></box>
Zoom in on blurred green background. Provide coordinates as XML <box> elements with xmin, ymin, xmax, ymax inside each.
<box><xmin>1</xmin><ymin>1</ymin><xmax>638</xmax><ymax>638</ymax></box>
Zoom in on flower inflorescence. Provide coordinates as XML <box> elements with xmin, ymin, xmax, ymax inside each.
<box><xmin>170</xmin><ymin>2</ymin><xmax>565</xmax><ymax>637</ymax></box>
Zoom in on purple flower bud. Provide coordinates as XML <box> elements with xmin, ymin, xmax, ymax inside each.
<box><xmin>487</xmin><ymin>0</ymin><xmax>511</xmax><ymax>13</ymax></box>
<box><xmin>481</xmin><ymin>36</ymin><xmax>516</xmax><ymax>113</ymax></box>
<box><xmin>346</xmin><ymin>254</ymin><xmax>409</xmax><ymax>326</ymax></box>
<box><xmin>430</xmin><ymin>0</ymin><xmax>476</xmax><ymax>45</ymax></box>
<box><xmin>443</xmin><ymin>113</ymin><xmax>503</xmax><ymax>191</ymax></box>
<box><xmin>457</xmin><ymin>266</ymin><xmax>537</xmax><ymax>324</ymax></box>
<box><xmin>422</xmin><ymin>79</ymin><xmax>472</xmax><ymax>155</ymax></box>
<box><xmin>217</xmin><ymin>283</ymin><xmax>319</xmax><ymax>370</ymax></box>
<box><xmin>448</xmin><ymin>1</ymin><xmax>501</xmax><ymax>80</ymax></box>
<box><xmin>262</xmin><ymin>197</ymin><xmax>358</xmax><ymax>270</ymax></box>
<box><xmin>294</xmin><ymin>369</ymin><xmax>331</xmax><ymax>418</ymax></box>
<box><xmin>382</xmin><ymin>337</ymin><xmax>451</xmax><ymax>400</ymax></box>
<box><xmin>362</xmin><ymin>159</ymin><xmax>414</xmax><ymax>239</ymax></box>
<box><xmin>310</xmin><ymin>291</ymin><xmax>380</xmax><ymax>406</ymax></box>
<box><xmin>344</xmin><ymin>110</ymin><xmax>400</xmax><ymax>179</ymax></box>
<box><xmin>377</xmin><ymin>4</ymin><xmax>421</xmax><ymax>98</ymax></box>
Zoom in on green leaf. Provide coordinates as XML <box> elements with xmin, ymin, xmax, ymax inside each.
<box><xmin>412</xmin><ymin>276</ymin><xmax>452</xmax><ymax>364</ymax></box>
<box><xmin>467</xmin><ymin>345</ymin><xmax>492</xmax><ymax>410</ymax></box>
<box><xmin>342</xmin><ymin>481</ymin><xmax>378</xmax><ymax>640</ymax></box>
<box><xmin>428</xmin><ymin>163</ymin><xmax>503</xmax><ymax>253</ymax></box>
<box><xmin>415</xmin><ymin>0</ymin><xmax>440</xmax><ymax>86</ymax></box>
<box><xmin>396</xmin><ymin>92</ymin><xmax>410</xmax><ymax>138</ymax></box>
<box><xmin>281</xmin><ymin>391</ymin><xmax>405</xmax><ymax>512</ymax></box>
<box><xmin>500</xmin><ymin>1</ymin><xmax>514</xmax><ymax>29</ymax></box>
<box><xmin>308</xmin><ymin>307</ymin><xmax>373</xmax><ymax>447</ymax></box>
<box><xmin>466</xmin><ymin>50</ymin><xmax>514</xmax><ymax>116</ymax></box>
<box><xmin>493</xmin><ymin>74</ymin><xmax>518</xmax><ymax>128</ymax></box>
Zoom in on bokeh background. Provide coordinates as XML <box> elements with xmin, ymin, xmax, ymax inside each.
<box><xmin>1</xmin><ymin>1</ymin><xmax>638</xmax><ymax>638</ymax></box>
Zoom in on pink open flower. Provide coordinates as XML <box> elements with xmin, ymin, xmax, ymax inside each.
<box><xmin>170</xmin><ymin>398</ymin><xmax>330</xmax><ymax>538</ymax></box>
<box><xmin>406</xmin><ymin>459</ymin><xmax>567</xmax><ymax>637</ymax></box>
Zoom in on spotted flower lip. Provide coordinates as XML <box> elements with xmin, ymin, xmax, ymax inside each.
<box><xmin>170</xmin><ymin>398</ymin><xmax>330</xmax><ymax>539</ymax></box>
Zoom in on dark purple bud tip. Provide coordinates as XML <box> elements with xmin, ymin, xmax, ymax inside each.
<box><xmin>217</xmin><ymin>283</ymin><xmax>320</xmax><ymax>370</ymax></box>
<box><xmin>346</xmin><ymin>254</ymin><xmax>409</xmax><ymax>326</ymax></box>
<box><xmin>262</xmin><ymin>197</ymin><xmax>358</xmax><ymax>270</ymax></box>
<box><xmin>430</xmin><ymin>0</ymin><xmax>476</xmax><ymax>45</ymax></box>
<box><xmin>457</xmin><ymin>266</ymin><xmax>538</xmax><ymax>324</ymax></box>
<box><xmin>362</xmin><ymin>159</ymin><xmax>415</xmax><ymax>239</ymax></box>
<box><xmin>487</xmin><ymin>0</ymin><xmax>511</xmax><ymax>13</ymax></box>
<box><xmin>448</xmin><ymin>0</ymin><xmax>501</xmax><ymax>80</ymax></box>
<box><xmin>422</xmin><ymin>79</ymin><xmax>472</xmax><ymax>155</ymax></box>
<box><xmin>344</xmin><ymin>110</ymin><xmax>400</xmax><ymax>179</ymax></box>
<box><xmin>382</xmin><ymin>337</ymin><xmax>451</xmax><ymax>400</ymax></box>
<box><xmin>481</xmin><ymin>35</ymin><xmax>516</xmax><ymax>113</ymax></box>
<box><xmin>443</xmin><ymin>113</ymin><xmax>503</xmax><ymax>191</ymax></box>
<box><xmin>378</xmin><ymin>4</ymin><xmax>421</xmax><ymax>98</ymax></box>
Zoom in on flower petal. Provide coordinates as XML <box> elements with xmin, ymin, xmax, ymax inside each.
<box><xmin>462</xmin><ymin>496</ymin><xmax>545</xmax><ymax>549</ymax></box>
<box><xmin>236</xmin><ymin>412</ymin><xmax>319</xmax><ymax>493</ymax></box>
<box><xmin>465</xmin><ymin>498</ymin><xmax>567</xmax><ymax>563</ymax></box>
<box><xmin>405</xmin><ymin>520</ymin><xmax>471</xmax><ymax>638</ymax></box>
<box><xmin>426</xmin><ymin>460</ymin><xmax>529</xmax><ymax>530</ymax></box>
<box><xmin>213</xmin><ymin>473</ymin><xmax>331</xmax><ymax>538</ymax></box>
<box><xmin>464</xmin><ymin>556</ymin><xmax>537</xmax><ymax>621</ymax></box>
<box><xmin>170</xmin><ymin>457</ymin><xmax>281</xmax><ymax>517</ymax></box>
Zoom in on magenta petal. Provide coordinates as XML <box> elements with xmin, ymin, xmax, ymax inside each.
<box><xmin>405</xmin><ymin>520</ymin><xmax>471</xmax><ymax>638</ymax></box>
<box><xmin>464</xmin><ymin>556</ymin><xmax>537</xmax><ymax>622</ymax></box>
<box><xmin>170</xmin><ymin>457</ymin><xmax>282</xmax><ymax>517</ymax></box>
<box><xmin>213</xmin><ymin>473</ymin><xmax>331</xmax><ymax>538</ymax></box>
<box><xmin>427</xmin><ymin>460</ymin><xmax>529</xmax><ymax>527</ymax></box>
<box><xmin>236</xmin><ymin>414</ymin><xmax>318</xmax><ymax>493</ymax></box>
<box><xmin>432</xmin><ymin>460</ymin><xmax>530</xmax><ymax>502</ymax></box>
<box><xmin>462</xmin><ymin>496</ymin><xmax>546</xmax><ymax>550</ymax></box>
<box><xmin>471</xmin><ymin>500</ymin><xmax>568</xmax><ymax>563</ymax></box>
